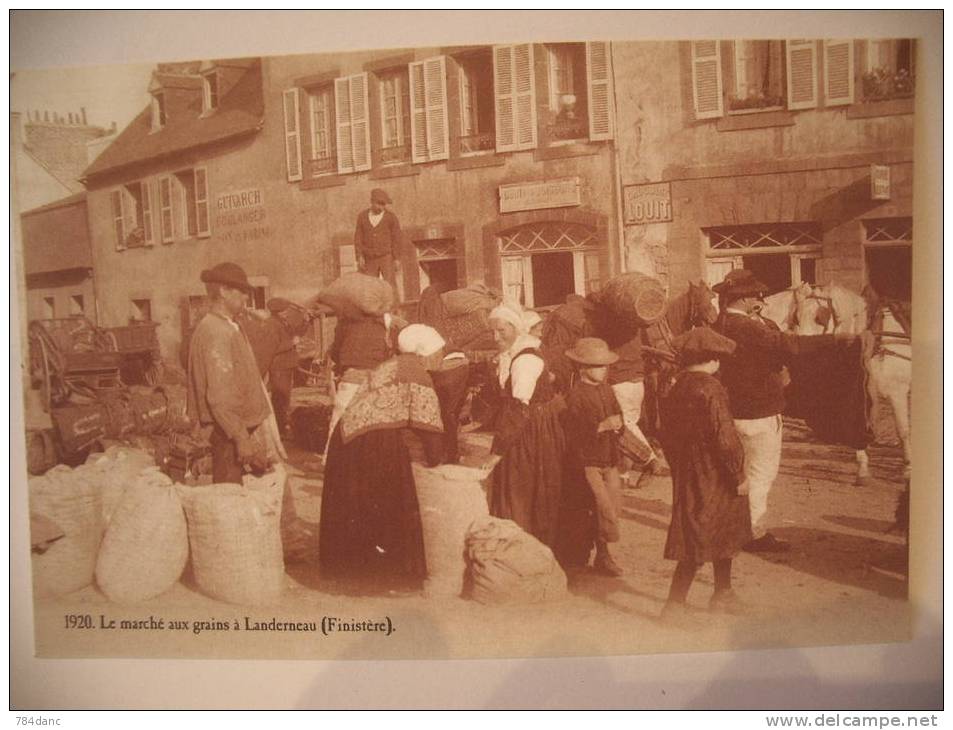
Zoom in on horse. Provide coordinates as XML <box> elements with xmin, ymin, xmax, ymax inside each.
<box><xmin>794</xmin><ymin>283</ymin><xmax>912</xmax><ymax>481</ymax></box>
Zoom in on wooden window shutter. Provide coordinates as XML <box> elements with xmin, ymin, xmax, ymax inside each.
<box><xmin>409</xmin><ymin>62</ymin><xmax>429</xmax><ymax>163</ymax></box>
<box><xmin>335</xmin><ymin>76</ymin><xmax>355</xmax><ymax>173</ymax></box>
<box><xmin>493</xmin><ymin>44</ymin><xmax>518</xmax><ymax>152</ymax></box>
<box><xmin>282</xmin><ymin>89</ymin><xmax>303</xmax><ymax>181</ymax></box>
<box><xmin>349</xmin><ymin>73</ymin><xmax>371</xmax><ymax>172</ymax></box>
<box><xmin>786</xmin><ymin>40</ymin><xmax>818</xmax><ymax>110</ymax></box>
<box><xmin>111</xmin><ymin>189</ymin><xmax>125</xmax><ymax>250</ymax></box>
<box><xmin>513</xmin><ymin>44</ymin><xmax>537</xmax><ymax>150</ymax></box>
<box><xmin>691</xmin><ymin>41</ymin><xmax>724</xmax><ymax>119</ymax></box>
<box><xmin>194</xmin><ymin>167</ymin><xmax>210</xmax><ymax>237</ymax></box>
<box><xmin>140</xmin><ymin>181</ymin><xmax>154</xmax><ymax>244</ymax></box>
<box><xmin>424</xmin><ymin>56</ymin><xmax>450</xmax><ymax>161</ymax></box>
<box><xmin>824</xmin><ymin>39</ymin><xmax>854</xmax><ymax>106</ymax></box>
<box><xmin>587</xmin><ymin>41</ymin><xmax>613</xmax><ymax>141</ymax></box>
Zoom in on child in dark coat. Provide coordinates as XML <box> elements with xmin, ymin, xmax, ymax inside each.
<box><xmin>659</xmin><ymin>327</ymin><xmax>751</xmax><ymax>622</ymax></box>
<box><xmin>562</xmin><ymin>337</ymin><xmax>626</xmax><ymax>576</ymax></box>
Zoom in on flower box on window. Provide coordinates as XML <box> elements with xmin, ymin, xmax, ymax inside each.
<box><xmin>308</xmin><ymin>156</ymin><xmax>338</xmax><ymax>177</ymax></box>
<box><xmin>547</xmin><ymin>116</ymin><xmax>588</xmax><ymax>142</ymax></box>
<box><xmin>125</xmin><ymin>227</ymin><xmax>146</xmax><ymax>249</ymax></box>
<box><xmin>460</xmin><ymin>132</ymin><xmax>495</xmax><ymax>155</ymax></box>
<box><xmin>727</xmin><ymin>94</ymin><xmax>785</xmax><ymax>113</ymax></box>
<box><xmin>380</xmin><ymin>144</ymin><xmax>411</xmax><ymax>165</ymax></box>
<box><xmin>862</xmin><ymin>69</ymin><xmax>915</xmax><ymax>102</ymax></box>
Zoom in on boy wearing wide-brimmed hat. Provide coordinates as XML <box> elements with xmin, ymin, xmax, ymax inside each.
<box><xmin>659</xmin><ymin>327</ymin><xmax>751</xmax><ymax>622</ymax></box>
<box><xmin>562</xmin><ymin>337</ymin><xmax>626</xmax><ymax>576</ymax></box>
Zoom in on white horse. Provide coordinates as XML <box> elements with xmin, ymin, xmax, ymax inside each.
<box><xmin>794</xmin><ymin>283</ymin><xmax>912</xmax><ymax>482</ymax></box>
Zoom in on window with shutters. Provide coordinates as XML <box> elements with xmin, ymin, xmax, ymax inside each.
<box><xmin>409</xmin><ymin>56</ymin><xmax>450</xmax><ymax>164</ymax></box>
<box><xmin>728</xmin><ymin>41</ymin><xmax>785</xmax><ymax>113</ymax></box>
<box><xmin>862</xmin><ymin>39</ymin><xmax>915</xmax><ymax>102</ymax></box>
<box><xmin>455</xmin><ymin>49</ymin><xmax>496</xmax><ymax>155</ymax></box>
<box><xmin>113</xmin><ymin>182</ymin><xmax>155</xmax><ymax>250</ymax></box>
<box><xmin>824</xmin><ymin>39</ymin><xmax>854</xmax><ymax>106</ymax></box>
<box><xmin>283</xmin><ymin>88</ymin><xmax>303</xmax><ymax>182</ymax></box>
<box><xmin>377</xmin><ymin>68</ymin><xmax>412</xmax><ymax>165</ymax></box>
<box><xmin>306</xmin><ymin>86</ymin><xmax>337</xmax><ymax>176</ymax></box>
<box><xmin>334</xmin><ymin>73</ymin><xmax>372</xmax><ymax>174</ymax></box>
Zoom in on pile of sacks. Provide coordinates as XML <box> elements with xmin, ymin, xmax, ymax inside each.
<box><xmin>29</xmin><ymin>446</ymin><xmax>288</xmax><ymax>607</ymax></box>
<box><xmin>419</xmin><ymin>282</ymin><xmax>500</xmax><ymax>352</ymax></box>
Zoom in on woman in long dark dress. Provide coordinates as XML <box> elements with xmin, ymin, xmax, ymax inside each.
<box><xmin>659</xmin><ymin>327</ymin><xmax>752</xmax><ymax>619</ymax></box>
<box><xmin>486</xmin><ymin>302</ymin><xmax>567</xmax><ymax>550</ymax></box>
<box><xmin>318</xmin><ymin>326</ymin><xmax>445</xmax><ymax>593</ymax></box>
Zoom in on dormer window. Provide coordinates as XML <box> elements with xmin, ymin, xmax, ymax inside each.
<box><xmin>151</xmin><ymin>92</ymin><xmax>166</xmax><ymax>131</ymax></box>
<box><xmin>203</xmin><ymin>72</ymin><xmax>219</xmax><ymax>113</ymax></box>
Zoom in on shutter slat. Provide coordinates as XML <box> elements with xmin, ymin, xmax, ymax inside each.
<box><xmin>335</xmin><ymin>77</ymin><xmax>354</xmax><ymax>173</ymax></box>
<box><xmin>587</xmin><ymin>41</ymin><xmax>613</xmax><ymax>141</ymax></box>
<box><xmin>824</xmin><ymin>39</ymin><xmax>854</xmax><ymax>106</ymax></box>
<box><xmin>282</xmin><ymin>89</ymin><xmax>303</xmax><ymax>181</ymax></box>
<box><xmin>691</xmin><ymin>41</ymin><xmax>724</xmax><ymax>119</ymax></box>
<box><xmin>513</xmin><ymin>43</ymin><xmax>537</xmax><ymax>150</ymax></box>
<box><xmin>787</xmin><ymin>40</ymin><xmax>818</xmax><ymax>110</ymax></box>
<box><xmin>425</xmin><ymin>56</ymin><xmax>449</xmax><ymax>161</ymax></box>
<box><xmin>494</xmin><ymin>45</ymin><xmax>517</xmax><ymax>151</ymax></box>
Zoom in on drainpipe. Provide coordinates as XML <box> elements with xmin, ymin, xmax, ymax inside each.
<box><xmin>609</xmin><ymin>42</ymin><xmax>628</xmax><ymax>276</ymax></box>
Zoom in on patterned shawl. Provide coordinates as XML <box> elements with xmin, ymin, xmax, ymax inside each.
<box><xmin>339</xmin><ymin>354</ymin><xmax>444</xmax><ymax>444</ymax></box>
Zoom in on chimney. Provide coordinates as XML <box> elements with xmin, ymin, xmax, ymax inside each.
<box><xmin>81</xmin><ymin>107</ymin><xmax>87</xmax><ymax>125</ymax></box>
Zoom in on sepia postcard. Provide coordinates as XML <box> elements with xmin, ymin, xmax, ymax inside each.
<box><xmin>10</xmin><ymin>10</ymin><xmax>942</xmax><ymax>710</ymax></box>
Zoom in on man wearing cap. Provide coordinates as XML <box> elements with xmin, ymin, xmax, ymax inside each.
<box><xmin>187</xmin><ymin>262</ymin><xmax>272</xmax><ymax>483</ymax></box>
<box><xmin>713</xmin><ymin>269</ymin><xmax>841</xmax><ymax>552</ymax></box>
<box><xmin>355</xmin><ymin>188</ymin><xmax>402</xmax><ymax>288</ymax></box>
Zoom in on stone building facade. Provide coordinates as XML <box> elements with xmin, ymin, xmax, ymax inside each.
<box><xmin>612</xmin><ymin>39</ymin><xmax>915</xmax><ymax>300</ymax></box>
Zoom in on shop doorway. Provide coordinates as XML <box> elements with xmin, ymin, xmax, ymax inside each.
<box><xmin>865</xmin><ymin>247</ymin><xmax>912</xmax><ymax>301</ymax></box>
<box><xmin>419</xmin><ymin>258</ymin><xmax>459</xmax><ymax>294</ymax></box>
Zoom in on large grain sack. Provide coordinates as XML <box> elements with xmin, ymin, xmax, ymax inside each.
<box><xmin>316</xmin><ymin>272</ymin><xmax>395</xmax><ymax>320</ymax></box>
<box><xmin>441</xmin><ymin>283</ymin><xmax>500</xmax><ymax>317</ymax></box>
<box><xmin>85</xmin><ymin>445</ymin><xmax>157</xmax><ymax>523</ymax></box>
<box><xmin>29</xmin><ymin>465</ymin><xmax>103</xmax><ymax>598</ymax></box>
<box><xmin>464</xmin><ymin>516</ymin><xmax>568</xmax><ymax>605</ymax></box>
<box><xmin>412</xmin><ymin>463</ymin><xmax>490</xmax><ymax>598</ymax></box>
<box><xmin>95</xmin><ymin>468</ymin><xmax>188</xmax><ymax>604</ymax></box>
<box><xmin>441</xmin><ymin>309</ymin><xmax>495</xmax><ymax>350</ymax></box>
<box><xmin>181</xmin><ymin>465</ymin><xmax>286</xmax><ymax>606</ymax></box>
<box><xmin>594</xmin><ymin>272</ymin><xmax>667</xmax><ymax>329</ymax></box>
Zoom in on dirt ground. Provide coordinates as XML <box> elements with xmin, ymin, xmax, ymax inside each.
<box><xmin>30</xmin><ymin>409</ymin><xmax>911</xmax><ymax>662</ymax></box>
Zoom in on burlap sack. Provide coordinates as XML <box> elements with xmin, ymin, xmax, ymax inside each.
<box><xmin>464</xmin><ymin>516</ymin><xmax>568</xmax><ymax>605</ymax></box>
<box><xmin>30</xmin><ymin>465</ymin><xmax>103</xmax><ymax>598</ymax></box>
<box><xmin>181</xmin><ymin>465</ymin><xmax>286</xmax><ymax>606</ymax></box>
<box><xmin>95</xmin><ymin>468</ymin><xmax>188</xmax><ymax>604</ymax></box>
<box><xmin>84</xmin><ymin>445</ymin><xmax>157</xmax><ymax>523</ymax></box>
<box><xmin>412</xmin><ymin>463</ymin><xmax>490</xmax><ymax>598</ymax></box>
<box><xmin>317</xmin><ymin>272</ymin><xmax>395</xmax><ymax>319</ymax></box>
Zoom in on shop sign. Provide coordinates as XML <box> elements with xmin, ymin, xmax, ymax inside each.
<box><xmin>499</xmin><ymin>177</ymin><xmax>581</xmax><ymax>213</ymax></box>
<box><xmin>624</xmin><ymin>182</ymin><xmax>672</xmax><ymax>224</ymax></box>
<box><xmin>216</xmin><ymin>187</ymin><xmax>264</xmax><ymax>211</ymax></box>
<box><xmin>870</xmin><ymin>165</ymin><xmax>891</xmax><ymax>201</ymax></box>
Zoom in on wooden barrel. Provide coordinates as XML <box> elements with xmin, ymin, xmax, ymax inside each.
<box><xmin>595</xmin><ymin>272</ymin><xmax>667</xmax><ymax>329</ymax></box>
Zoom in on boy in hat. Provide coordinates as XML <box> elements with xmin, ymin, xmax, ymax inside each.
<box><xmin>659</xmin><ymin>327</ymin><xmax>751</xmax><ymax>621</ymax></box>
<box><xmin>713</xmin><ymin>269</ymin><xmax>844</xmax><ymax>553</ymax></box>
<box><xmin>562</xmin><ymin>337</ymin><xmax>627</xmax><ymax>576</ymax></box>
<box><xmin>354</xmin><ymin>188</ymin><xmax>402</xmax><ymax>288</ymax></box>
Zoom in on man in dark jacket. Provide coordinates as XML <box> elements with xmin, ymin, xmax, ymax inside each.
<box><xmin>713</xmin><ymin>269</ymin><xmax>845</xmax><ymax>552</ymax></box>
<box><xmin>354</xmin><ymin>188</ymin><xmax>402</xmax><ymax>288</ymax></box>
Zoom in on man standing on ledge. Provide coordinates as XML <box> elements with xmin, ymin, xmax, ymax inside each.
<box><xmin>713</xmin><ymin>269</ymin><xmax>843</xmax><ymax>553</ymax></box>
<box><xmin>354</xmin><ymin>188</ymin><xmax>402</xmax><ymax>289</ymax></box>
<box><xmin>187</xmin><ymin>261</ymin><xmax>271</xmax><ymax>483</ymax></box>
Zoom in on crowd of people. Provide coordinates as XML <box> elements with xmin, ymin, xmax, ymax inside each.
<box><xmin>185</xmin><ymin>188</ymin><xmax>854</xmax><ymax>619</ymax></box>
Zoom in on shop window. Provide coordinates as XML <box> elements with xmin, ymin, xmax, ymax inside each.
<box><xmin>131</xmin><ymin>298</ymin><xmax>152</xmax><ymax>323</ymax></box>
<box><xmin>863</xmin><ymin>217</ymin><xmax>912</xmax><ymax>301</ymax></box>
<box><xmin>415</xmin><ymin>238</ymin><xmax>459</xmax><ymax>295</ymax></box>
<box><xmin>862</xmin><ymin>39</ymin><xmax>915</xmax><ymax>102</ymax></box>
<box><xmin>499</xmin><ymin>221</ymin><xmax>600</xmax><ymax>308</ymax></box>
<box><xmin>69</xmin><ymin>295</ymin><xmax>85</xmax><ymax>317</ymax></box>
<box><xmin>864</xmin><ymin>217</ymin><xmax>913</xmax><ymax>244</ymax></box>
<box><xmin>378</xmin><ymin>68</ymin><xmax>412</xmax><ymax>165</ymax></box>
<box><xmin>456</xmin><ymin>50</ymin><xmax>496</xmax><ymax>155</ymax></box>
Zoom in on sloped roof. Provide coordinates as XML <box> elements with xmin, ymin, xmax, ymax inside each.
<box><xmin>21</xmin><ymin>192</ymin><xmax>93</xmax><ymax>275</ymax></box>
<box><xmin>84</xmin><ymin>59</ymin><xmax>264</xmax><ymax>181</ymax></box>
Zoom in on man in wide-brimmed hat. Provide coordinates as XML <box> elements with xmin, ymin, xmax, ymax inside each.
<box><xmin>354</xmin><ymin>187</ymin><xmax>402</xmax><ymax>289</ymax></box>
<box><xmin>187</xmin><ymin>261</ymin><xmax>273</xmax><ymax>482</ymax></box>
<box><xmin>563</xmin><ymin>337</ymin><xmax>626</xmax><ymax>576</ymax></box>
<box><xmin>713</xmin><ymin>269</ymin><xmax>846</xmax><ymax>553</ymax></box>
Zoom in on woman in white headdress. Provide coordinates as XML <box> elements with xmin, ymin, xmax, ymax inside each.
<box><xmin>486</xmin><ymin>300</ymin><xmax>566</xmax><ymax>550</ymax></box>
